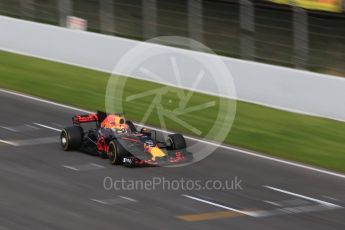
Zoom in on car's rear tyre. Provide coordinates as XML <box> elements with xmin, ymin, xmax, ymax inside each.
<box><xmin>108</xmin><ymin>140</ymin><xmax>126</xmax><ymax>165</ymax></box>
<box><xmin>60</xmin><ymin>126</ymin><xmax>83</xmax><ymax>151</ymax></box>
<box><xmin>167</xmin><ymin>134</ymin><xmax>186</xmax><ymax>150</ymax></box>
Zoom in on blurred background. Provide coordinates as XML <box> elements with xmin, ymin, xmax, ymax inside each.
<box><xmin>0</xmin><ymin>0</ymin><xmax>344</xmax><ymax>77</ymax></box>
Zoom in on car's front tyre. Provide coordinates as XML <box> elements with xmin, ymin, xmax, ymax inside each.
<box><xmin>108</xmin><ymin>140</ymin><xmax>126</xmax><ymax>165</ymax></box>
<box><xmin>167</xmin><ymin>134</ymin><xmax>187</xmax><ymax>150</ymax></box>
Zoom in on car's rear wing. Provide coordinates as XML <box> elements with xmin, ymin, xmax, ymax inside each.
<box><xmin>72</xmin><ymin>114</ymin><xmax>98</xmax><ymax>125</ymax></box>
<box><xmin>72</xmin><ymin>111</ymin><xmax>125</xmax><ymax>126</ymax></box>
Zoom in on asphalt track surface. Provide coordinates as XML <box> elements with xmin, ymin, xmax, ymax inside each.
<box><xmin>0</xmin><ymin>90</ymin><xmax>345</xmax><ymax>230</ymax></box>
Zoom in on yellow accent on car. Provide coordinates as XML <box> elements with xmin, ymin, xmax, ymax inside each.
<box><xmin>149</xmin><ymin>147</ymin><xmax>166</xmax><ymax>160</ymax></box>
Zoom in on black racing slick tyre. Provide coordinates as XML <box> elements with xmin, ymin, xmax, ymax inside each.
<box><xmin>167</xmin><ymin>134</ymin><xmax>186</xmax><ymax>150</ymax></box>
<box><xmin>108</xmin><ymin>140</ymin><xmax>126</xmax><ymax>165</ymax></box>
<box><xmin>60</xmin><ymin>126</ymin><xmax>83</xmax><ymax>151</ymax></box>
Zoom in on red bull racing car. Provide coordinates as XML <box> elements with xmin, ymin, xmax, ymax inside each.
<box><xmin>60</xmin><ymin>111</ymin><xmax>192</xmax><ymax>167</ymax></box>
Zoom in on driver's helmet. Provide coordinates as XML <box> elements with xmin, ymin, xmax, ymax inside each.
<box><xmin>101</xmin><ymin>114</ymin><xmax>128</xmax><ymax>133</ymax></box>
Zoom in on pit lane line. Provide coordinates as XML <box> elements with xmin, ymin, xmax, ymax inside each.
<box><xmin>62</xmin><ymin>165</ymin><xmax>79</xmax><ymax>171</ymax></box>
<box><xmin>0</xmin><ymin>123</ymin><xmax>60</xmax><ymax>147</ymax></box>
<box><xmin>0</xmin><ymin>139</ymin><xmax>18</xmax><ymax>146</ymax></box>
<box><xmin>180</xmin><ymin>187</ymin><xmax>343</xmax><ymax>221</ymax></box>
<box><xmin>0</xmin><ymin>126</ymin><xmax>17</xmax><ymax>132</ymax></box>
<box><xmin>90</xmin><ymin>196</ymin><xmax>137</xmax><ymax>205</ymax></box>
<box><xmin>0</xmin><ymin>124</ymin><xmax>40</xmax><ymax>132</ymax></box>
<box><xmin>264</xmin><ymin>186</ymin><xmax>342</xmax><ymax>208</ymax></box>
<box><xmin>33</xmin><ymin>123</ymin><xmax>61</xmax><ymax>132</ymax></box>
<box><xmin>182</xmin><ymin>194</ymin><xmax>258</xmax><ymax>217</ymax></box>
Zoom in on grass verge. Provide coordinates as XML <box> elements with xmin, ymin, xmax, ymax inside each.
<box><xmin>1</xmin><ymin>50</ymin><xmax>345</xmax><ymax>172</ymax></box>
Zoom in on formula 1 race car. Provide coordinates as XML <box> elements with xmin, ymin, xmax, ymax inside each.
<box><xmin>60</xmin><ymin>111</ymin><xmax>192</xmax><ymax>167</ymax></box>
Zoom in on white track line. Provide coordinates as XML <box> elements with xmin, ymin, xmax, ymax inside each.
<box><xmin>24</xmin><ymin>124</ymin><xmax>39</xmax><ymax>130</ymax></box>
<box><xmin>193</xmin><ymin>139</ymin><xmax>345</xmax><ymax>180</ymax></box>
<box><xmin>89</xmin><ymin>163</ymin><xmax>105</xmax><ymax>169</ymax></box>
<box><xmin>62</xmin><ymin>165</ymin><xmax>79</xmax><ymax>171</ymax></box>
<box><xmin>90</xmin><ymin>196</ymin><xmax>136</xmax><ymax>205</ymax></box>
<box><xmin>264</xmin><ymin>186</ymin><xmax>342</xmax><ymax>208</ymax></box>
<box><xmin>3</xmin><ymin>43</ymin><xmax>345</xmax><ymax>124</ymax></box>
<box><xmin>182</xmin><ymin>194</ymin><xmax>257</xmax><ymax>217</ymax></box>
<box><xmin>263</xmin><ymin>200</ymin><xmax>281</xmax><ymax>207</ymax></box>
<box><xmin>1</xmin><ymin>89</ymin><xmax>345</xmax><ymax>179</ymax></box>
<box><xmin>0</xmin><ymin>139</ymin><xmax>18</xmax><ymax>146</ymax></box>
<box><xmin>0</xmin><ymin>126</ymin><xmax>17</xmax><ymax>132</ymax></box>
<box><xmin>0</xmin><ymin>89</ymin><xmax>89</xmax><ymax>113</ymax></box>
<box><xmin>322</xmin><ymin>196</ymin><xmax>340</xmax><ymax>202</ymax></box>
<box><xmin>90</xmin><ymin>198</ymin><xmax>108</xmax><ymax>205</ymax></box>
<box><xmin>119</xmin><ymin>196</ymin><xmax>137</xmax><ymax>202</ymax></box>
<box><xmin>13</xmin><ymin>136</ymin><xmax>58</xmax><ymax>146</ymax></box>
<box><xmin>33</xmin><ymin>123</ymin><xmax>61</xmax><ymax>132</ymax></box>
